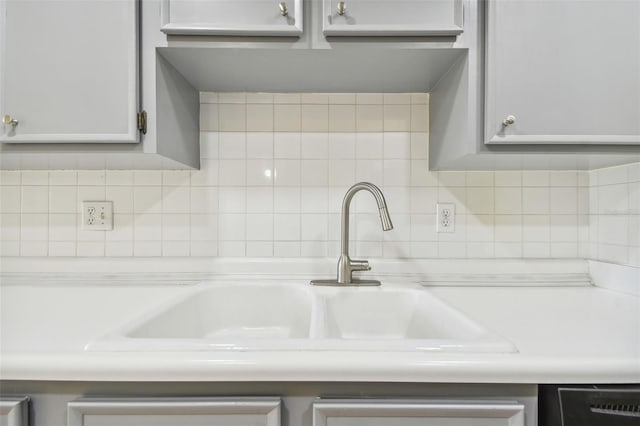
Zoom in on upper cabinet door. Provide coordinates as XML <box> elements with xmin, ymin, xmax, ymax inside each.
<box><xmin>0</xmin><ymin>0</ymin><xmax>139</xmax><ymax>143</ymax></box>
<box><xmin>322</xmin><ymin>0</ymin><xmax>463</xmax><ymax>36</ymax></box>
<box><xmin>485</xmin><ymin>0</ymin><xmax>640</xmax><ymax>145</ymax></box>
<box><xmin>161</xmin><ymin>0</ymin><xmax>303</xmax><ymax>36</ymax></box>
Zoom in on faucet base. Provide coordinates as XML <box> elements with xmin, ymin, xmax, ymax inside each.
<box><xmin>310</xmin><ymin>279</ymin><xmax>381</xmax><ymax>287</ymax></box>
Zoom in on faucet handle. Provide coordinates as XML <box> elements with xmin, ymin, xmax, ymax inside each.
<box><xmin>350</xmin><ymin>259</ymin><xmax>371</xmax><ymax>272</ymax></box>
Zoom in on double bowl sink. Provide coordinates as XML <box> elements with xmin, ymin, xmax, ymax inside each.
<box><xmin>87</xmin><ymin>282</ymin><xmax>517</xmax><ymax>353</ymax></box>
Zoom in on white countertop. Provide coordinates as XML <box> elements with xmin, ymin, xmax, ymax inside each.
<box><xmin>0</xmin><ymin>258</ymin><xmax>638</xmax><ymax>384</ymax></box>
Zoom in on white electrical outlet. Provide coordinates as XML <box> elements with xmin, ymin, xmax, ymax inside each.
<box><xmin>436</xmin><ymin>203</ymin><xmax>455</xmax><ymax>233</ymax></box>
<box><xmin>82</xmin><ymin>201</ymin><xmax>113</xmax><ymax>230</ymax></box>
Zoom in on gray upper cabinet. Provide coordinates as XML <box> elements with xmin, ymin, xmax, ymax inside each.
<box><xmin>322</xmin><ymin>0</ymin><xmax>464</xmax><ymax>36</ymax></box>
<box><xmin>161</xmin><ymin>0</ymin><xmax>303</xmax><ymax>36</ymax></box>
<box><xmin>485</xmin><ymin>0</ymin><xmax>640</xmax><ymax>145</ymax></box>
<box><xmin>0</xmin><ymin>0</ymin><xmax>140</xmax><ymax>143</ymax></box>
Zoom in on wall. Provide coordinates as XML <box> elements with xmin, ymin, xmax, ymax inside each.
<box><xmin>589</xmin><ymin>163</ymin><xmax>640</xmax><ymax>268</ymax></box>
<box><xmin>0</xmin><ymin>92</ymin><xmax>594</xmax><ymax>259</ymax></box>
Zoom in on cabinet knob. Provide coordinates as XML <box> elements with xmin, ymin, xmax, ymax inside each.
<box><xmin>502</xmin><ymin>115</ymin><xmax>516</xmax><ymax>126</ymax></box>
<box><xmin>337</xmin><ymin>1</ymin><xmax>346</xmax><ymax>15</ymax></box>
<box><xmin>2</xmin><ymin>115</ymin><xmax>18</xmax><ymax>127</ymax></box>
<box><xmin>279</xmin><ymin>2</ymin><xmax>288</xmax><ymax>16</ymax></box>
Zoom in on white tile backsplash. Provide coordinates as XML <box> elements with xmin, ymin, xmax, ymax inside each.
<box><xmin>2</xmin><ymin>92</ymin><xmax>636</xmax><ymax>263</ymax></box>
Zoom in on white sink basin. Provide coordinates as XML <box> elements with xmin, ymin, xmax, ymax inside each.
<box><xmin>321</xmin><ymin>288</ymin><xmax>514</xmax><ymax>352</ymax></box>
<box><xmin>87</xmin><ymin>282</ymin><xmax>516</xmax><ymax>353</ymax></box>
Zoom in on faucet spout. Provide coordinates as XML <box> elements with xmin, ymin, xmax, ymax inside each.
<box><xmin>311</xmin><ymin>182</ymin><xmax>393</xmax><ymax>286</ymax></box>
<box><xmin>340</xmin><ymin>182</ymin><xmax>393</xmax><ymax>257</ymax></box>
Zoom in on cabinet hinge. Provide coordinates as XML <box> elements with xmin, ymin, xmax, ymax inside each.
<box><xmin>137</xmin><ymin>111</ymin><xmax>147</xmax><ymax>135</ymax></box>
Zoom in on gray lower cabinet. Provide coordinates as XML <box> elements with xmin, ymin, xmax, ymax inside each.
<box><xmin>0</xmin><ymin>397</ymin><xmax>29</xmax><ymax>426</ymax></box>
<box><xmin>484</xmin><ymin>0</ymin><xmax>640</xmax><ymax>145</ymax></box>
<box><xmin>313</xmin><ymin>399</ymin><xmax>526</xmax><ymax>426</ymax></box>
<box><xmin>67</xmin><ymin>397</ymin><xmax>281</xmax><ymax>426</ymax></box>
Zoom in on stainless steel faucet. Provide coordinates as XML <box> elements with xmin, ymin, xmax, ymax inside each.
<box><xmin>311</xmin><ymin>182</ymin><xmax>393</xmax><ymax>286</ymax></box>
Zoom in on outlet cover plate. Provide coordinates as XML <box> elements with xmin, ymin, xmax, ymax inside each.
<box><xmin>436</xmin><ymin>202</ymin><xmax>455</xmax><ymax>233</ymax></box>
<box><xmin>82</xmin><ymin>201</ymin><xmax>113</xmax><ymax>231</ymax></box>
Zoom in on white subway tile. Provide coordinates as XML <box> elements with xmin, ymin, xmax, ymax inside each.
<box><xmin>522</xmin><ymin>187</ymin><xmax>549</xmax><ymax>214</ymax></box>
<box><xmin>200</xmin><ymin>92</ymin><xmax>218</xmax><ymax>104</ymax></box>
<box><xmin>246</xmin><ymin>241</ymin><xmax>274</xmax><ymax>257</ymax></box>
<box><xmin>274</xmin><ymin>133</ymin><xmax>301</xmax><ymax>158</ymax></box>
<box><xmin>134</xmin><ymin>186</ymin><xmax>162</xmax><ymax>214</ymax></box>
<box><xmin>383</xmin><ymin>241</ymin><xmax>411</xmax><ymax>258</ymax></box>
<box><xmin>550</xmin><ymin>187</ymin><xmax>578</xmax><ymax>214</ymax></box>
<box><xmin>218</xmin><ymin>159</ymin><xmax>246</xmax><ymax>186</ymax></box>
<box><xmin>162</xmin><ymin>170</ymin><xmax>190</xmax><ymax>186</ymax></box>
<box><xmin>301</xmin><ymin>133</ymin><xmax>328</xmax><ymax>159</ymax></box>
<box><xmin>274</xmin><ymin>214</ymin><xmax>300</xmax><ymax>240</ymax></box>
<box><xmin>466</xmin><ymin>187</ymin><xmax>494</xmax><ymax>215</ymax></box>
<box><xmin>246</xmin><ymin>187</ymin><xmax>273</xmax><ymax>213</ymax></box>
<box><xmin>218</xmin><ymin>214</ymin><xmax>246</xmax><ymax>241</ymax></box>
<box><xmin>329</xmin><ymin>105</ymin><xmax>356</xmax><ymax>132</ymax></box>
<box><xmin>106</xmin><ymin>171</ymin><xmax>133</xmax><ymax>186</ymax></box>
<box><xmin>383</xmin><ymin>105</ymin><xmax>411</xmax><ymax>131</ymax></box>
<box><xmin>190</xmin><ymin>159</ymin><xmax>219</xmax><ymax>187</ymax></box>
<box><xmin>274</xmin><ymin>93</ymin><xmax>301</xmax><ymax>104</ymax></box>
<box><xmin>410</xmin><ymin>160</ymin><xmax>438</xmax><ymax>187</ymax></box>
<box><xmin>219</xmin><ymin>132</ymin><xmax>246</xmax><ymax>159</ymax></box>
<box><xmin>22</xmin><ymin>186</ymin><xmax>49</xmax><ymax>213</ymax></box>
<box><xmin>246</xmin><ymin>133</ymin><xmax>273</xmax><ymax>159</ymax></box>
<box><xmin>383</xmin><ymin>160</ymin><xmax>410</xmax><ymax>186</ymax></box>
<box><xmin>523</xmin><ymin>242</ymin><xmax>550</xmax><ymax>258</ymax></box>
<box><xmin>494</xmin><ymin>171</ymin><xmax>522</xmax><ymax>187</ymax></box>
<box><xmin>190</xmin><ymin>241</ymin><xmax>218</xmax><ymax>256</ymax></box>
<box><xmin>134</xmin><ymin>170</ymin><xmax>162</xmax><ymax>186</ymax></box>
<box><xmin>522</xmin><ymin>215</ymin><xmax>550</xmax><ymax>242</ymax></box>
<box><xmin>0</xmin><ymin>186</ymin><xmax>21</xmax><ymax>213</ymax></box>
<box><xmin>107</xmin><ymin>214</ymin><xmax>134</xmax><ymax>241</ymax></box>
<box><xmin>356</xmin><ymin>133</ymin><xmax>384</xmax><ymax>159</ymax></box>
<box><xmin>356</xmin><ymin>93</ymin><xmax>383</xmax><ymax>104</ymax></box>
<box><xmin>49</xmin><ymin>171</ymin><xmax>77</xmax><ymax>186</ymax></box>
<box><xmin>162</xmin><ymin>186</ymin><xmax>190</xmax><ymax>213</ymax></box>
<box><xmin>301</xmin><ymin>241</ymin><xmax>330</xmax><ymax>257</ymax></box>
<box><xmin>384</xmin><ymin>94</ymin><xmax>411</xmax><ymax>105</ymax></box>
<box><xmin>301</xmin><ymin>214</ymin><xmax>328</xmax><ymax>241</ymax></box>
<box><xmin>246</xmin><ymin>214</ymin><xmax>274</xmax><ymax>241</ymax></box>
<box><xmin>0</xmin><ymin>213</ymin><xmax>20</xmax><ymax>241</ymax></box>
<box><xmin>494</xmin><ymin>187</ymin><xmax>522</xmax><ymax>214</ymax></box>
<box><xmin>301</xmin><ymin>160</ymin><xmax>329</xmax><ymax>186</ymax></box>
<box><xmin>49</xmin><ymin>241</ymin><xmax>76</xmax><ymax>257</ymax></box>
<box><xmin>274</xmin><ymin>241</ymin><xmax>301</xmax><ymax>257</ymax></box>
<box><xmin>77</xmin><ymin>171</ymin><xmax>105</xmax><ymax>186</ymax></box>
<box><xmin>329</xmin><ymin>133</ymin><xmax>356</xmax><ymax>159</ymax></box>
<box><xmin>356</xmin><ymin>105</ymin><xmax>384</xmax><ymax>131</ymax></box>
<box><xmin>274</xmin><ymin>104</ymin><xmax>301</xmax><ymax>131</ymax></box>
<box><xmin>105</xmin><ymin>241</ymin><xmax>134</xmax><ymax>257</ymax></box>
<box><xmin>465</xmin><ymin>172</ymin><xmax>494</xmax><ymax>187</ymax></box>
<box><xmin>218</xmin><ymin>104</ymin><xmax>246</xmax><ymax>131</ymax></box>
<box><xmin>246</xmin><ymin>104</ymin><xmax>274</xmax><ymax>131</ymax></box>
<box><xmin>410</xmin><ymin>104</ymin><xmax>428</xmax><ymax>132</ymax></box>
<box><xmin>106</xmin><ymin>186</ymin><xmax>133</xmax><ymax>214</ymax></box>
<box><xmin>76</xmin><ymin>241</ymin><xmax>104</xmax><ymax>257</ymax></box>
<box><xmin>410</xmin><ymin>242</ymin><xmax>438</xmax><ymax>258</ymax></box>
<box><xmin>246</xmin><ymin>159</ymin><xmax>274</xmax><ymax>186</ymax></box>
<box><xmin>522</xmin><ymin>171</ymin><xmax>549</xmax><ymax>187</ymax></box>
<box><xmin>133</xmin><ymin>241</ymin><xmax>162</xmax><ymax>257</ymax></box>
<box><xmin>0</xmin><ymin>171</ymin><xmax>21</xmax><ymax>185</ymax></box>
<box><xmin>494</xmin><ymin>215</ymin><xmax>522</xmax><ymax>242</ymax></box>
<box><xmin>300</xmin><ymin>188</ymin><xmax>328</xmax><ymax>213</ymax></box>
<box><xmin>274</xmin><ymin>187</ymin><xmax>300</xmax><ymax>213</ymax></box>
<box><xmin>134</xmin><ymin>213</ymin><xmax>162</xmax><ymax>241</ymax></box>
<box><xmin>190</xmin><ymin>187</ymin><xmax>218</xmax><ymax>213</ymax></box>
<box><xmin>200</xmin><ymin>103</ymin><xmax>219</xmax><ymax>131</ymax></box>
<box><xmin>21</xmin><ymin>171</ymin><xmax>48</xmax><ymax>185</ymax></box>
<box><xmin>301</xmin><ymin>93</ymin><xmax>329</xmax><ymax>104</ymax></box>
<box><xmin>438</xmin><ymin>171</ymin><xmax>466</xmax><ymax>187</ymax></box>
<box><xmin>200</xmin><ymin>132</ymin><xmax>219</xmax><ymax>160</ymax></box>
<box><xmin>20</xmin><ymin>241</ymin><xmax>48</xmax><ymax>256</ymax></box>
<box><xmin>49</xmin><ymin>214</ymin><xmax>77</xmax><ymax>241</ymax></box>
<box><xmin>550</xmin><ymin>171</ymin><xmax>578</xmax><ymax>187</ymax></box>
<box><xmin>219</xmin><ymin>187</ymin><xmax>246</xmax><ymax>213</ymax></box>
<box><xmin>219</xmin><ymin>92</ymin><xmax>246</xmax><ymax>103</ymax></box>
<box><xmin>162</xmin><ymin>241</ymin><xmax>190</xmax><ymax>256</ymax></box>
<box><xmin>383</xmin><ymin>132</ymin><xmax>411</xmax><ymax>159</ymax></box>
<box><xmin>190</xmin><ymin>214</ymin><xmax>218</xmax><ymax>241</ymax></box>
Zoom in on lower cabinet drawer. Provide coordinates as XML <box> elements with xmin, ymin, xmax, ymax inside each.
<box><xmin>67</xmin><ymin>397</ymin><xmax>281</xmax><ymax>426</ymax></box>
<box><xmin>313</xmin><ymin>399</ymin><xmax>525</xmax><ymax>426</ymax></box>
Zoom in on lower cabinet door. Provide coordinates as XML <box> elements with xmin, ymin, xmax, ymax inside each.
<box><xmin>313</xmin><ymin>399</ymin><xmax>525</xmax><ymax>426</ymax></box>
<box><xmin>67</xmin><ymin>397</ymin><xmax>281</xmax><ymax>426</ymax></box>
<box><xmin>0</xmin><ymin>397</ymin><xmax>29</xmax><ymax>426</ymax></box>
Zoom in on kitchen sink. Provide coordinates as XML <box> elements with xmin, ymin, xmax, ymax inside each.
<box><xmin>86</xmin><ymin>282</ymin><xmax>517</xmax><ymax>353</ymax></box>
